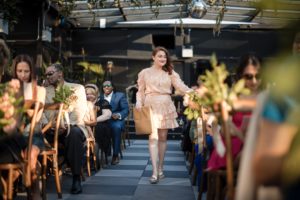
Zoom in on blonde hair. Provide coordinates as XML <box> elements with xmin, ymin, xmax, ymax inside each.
<box><xmin>85</xmin><ymin>83</ymin><xmax>99</xmax><ymax>97</ymax></box>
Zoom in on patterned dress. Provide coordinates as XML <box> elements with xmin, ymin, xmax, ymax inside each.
<box><xmin>136</xmin><ymin>66</ymin><xmax>190</xmax><ymax>130</ymax></box>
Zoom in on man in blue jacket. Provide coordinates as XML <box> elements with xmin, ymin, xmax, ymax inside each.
<box><xmin>100</xmin><ymin>80</ymin><xmax>129</xmax><ymax>165</ymax></box>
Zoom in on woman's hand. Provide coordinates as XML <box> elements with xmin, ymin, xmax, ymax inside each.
<box><xmin>183</xmin><ymin>94</ymin><xmax>201</xmax><ymax>110</ymax></box>
<box><xmin>135</xmin><ymin>103</ymin><xmax>142</xmax><ymax>111</ymax></box>
<box><xmin>89</xmin><ymin>120</ymin><xmax>97</xmax><ymax>126</ymax></box>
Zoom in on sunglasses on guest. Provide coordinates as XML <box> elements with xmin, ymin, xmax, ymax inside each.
<box><xmin>103</xmin><ymin>84</ymin><xmax>112</xmax><ymax>88</ymax></box>
<box><xmin>45</xmin><ymin>71</ymin><xmax>57</xmax><ymax>77</ymax></box>
<box><xmin>243</xmin><ymin>73</ymin><xmax>260</xmax><ymax>80</ymax></box>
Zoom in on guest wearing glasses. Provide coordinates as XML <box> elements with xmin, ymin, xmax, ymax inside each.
<box><xmin>42</xmin><ymin>63</ymin><xmax>88</xmax><ymax>194</ymax></box>
<box><xmin>236</xmin><ymin>54</ymin><xmax>262</xmax><ymax>97</ymax></box>
<box><xmin>207</xmin><ymin>54</ymin><xmax>262</xmax><ymax>171</ymax></box>
<box><xmin>99</xmin><ymin>80</ymin><xmax>129</xmax><ymax>165</ymax></box>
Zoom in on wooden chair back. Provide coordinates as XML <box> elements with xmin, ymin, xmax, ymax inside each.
<box><xmin>40</xmin><ymin>102</ymin><xmax>65</xmax><ymax>199</ymax></box>
<box><xmin>0</xmin><ymin>100</ymin><xmax>42</xmax><ymax>200</ymax></box>
<box><xmin>24</xmin><ymin>100</ymin><xmax>44</xmax><ymax>189</ymax></box>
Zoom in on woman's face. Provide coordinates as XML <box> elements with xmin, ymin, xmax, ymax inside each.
<box><xmin>16</xmin><ymin>61</ymin><xmax>31</xmax><ymax>82</ymax></box>
<box><xmin>242</xmin><ymin>64</ymin><xmax>260</xmax><ymax>93</ymax></box>
<box><xmin>85</xmin><ymin>88</ymin><xmax>96</xmax><ymax>102</ymax></box>
<box><xmin>152</xmin><ymin>50</ymin><xmax>167</xmax><ymax>68</ymax></box>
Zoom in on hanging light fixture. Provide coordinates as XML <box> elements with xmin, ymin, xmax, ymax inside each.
<box><xmin>189</xmin><ymin>0</ymin><xmax>207</xmax><ymax>19</ymax></box>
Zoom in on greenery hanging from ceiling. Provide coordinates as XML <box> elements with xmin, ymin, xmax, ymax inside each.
<box><xmin>0</xmin><ymin>0</ymin><xmax>22</xmax><ymax>31</ymax></box>
<box><xmin>1</xmin><ymin>0</ymin><xmax>291</xmax><ymax>35</ymax></box>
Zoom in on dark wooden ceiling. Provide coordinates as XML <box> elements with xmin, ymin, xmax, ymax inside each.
<box><xmin>68</xmin><ymin>0</ymin><xmax>300</xmax><ymax>29</ymax></box>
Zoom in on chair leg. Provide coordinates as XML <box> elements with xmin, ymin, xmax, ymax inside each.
<box><xmin>198</xmin><ymin>170</ymin><xmax>205</xmax><ymax>200</ymax></box>
<box><xmin>216</xmin><ymin>174</ymin><xmax>222</xmax><ymax>200</ymax></box>
<box><xmin>100</xmin><ymin>150</ymin><xmax>104</xmax><ymax>168</ymax></box>
<box><xmin>119</xmin><ymin>150</ymin><xmax>123</xmax><ymax>159</ymax></box>
<box><xmin>42</xmin><ymin>155</ymin><xmax>47</xmax><ymax>200</ymax></box>
<box><xmin>185</xmin><ymin>151</ymin><xmax>189</xmax><ymax>161</ymax></box>
<box><xmin>91</xmin><ymin>142</ymin><xmax>98</xmax><ymax>171</ymax></box>
<box><xmin>126</xmin><ymin>132</ymin><xmax>130</xmax><ymax>146</ymax></box>
<box><xmin>206</xmin><ymin>172</ymin><xmax>213</xmax><ymax>200</ymax></box>
<box><xmin>192</xmin><ymin>167</ymin><xmax>198</xmax><ymax>186</ymax></box>
<box><xmin>1</xmin><ymin>172</ymin><xmax>8</xmax><ymax>200</ymax></box>
<box><xmin>121</xmin><ymin>134</ymin><xmax>126</xmax><ymax>150</ymax></box>
<box><xmin>86</xmin><ymin>142</ymin><xmax>91</xmax><ymax>177</ymax></box>
<box><xmin>7</xmin><ymin>168</ymin><xmax>13</xmax><ymax>200</ymax></box>
<box><xmin>53</xmin><ymin>155</ymin><xmax>62</xmax><ymax>199</ymax></box>
<box><xmin>81</xmin><ymin>168</ymin><xmax>85</xmax><ymax>182</ymax></box>
<box><xmin>105</xmin><ymin>153</ymin><xmax>108</xmax><ymax>165</ymax></box>
<box><xmin>189</xmin><ymin>147</ymin><xmax>195</xmax><ymax>175</ymax></box>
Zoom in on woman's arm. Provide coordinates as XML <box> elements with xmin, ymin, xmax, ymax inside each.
<box><xmin>96</xmin><ymin>109</ymin><xmax>112</xmax><ymax>122</ymax></box>
<box><xmin>170</xmin><ymin>70</ymin><xmax>192</xmax><ymax>95</ymax></box>
<box><xmin>136</xmin><ymin>70</ymin><xmax>146</xmax><ymax>108</ymax></box>
<box><xmin>84</xmin><ymin>102</ymin><xmax>97</xmax><ymax>126</ymax></box>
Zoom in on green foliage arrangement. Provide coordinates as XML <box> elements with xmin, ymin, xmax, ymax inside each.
<box><xmin>52</xmin><ymin>84</ymin><xmax>76</xmax><ymax>106</ymax></box>
<box><xmin>184</xmin><ymin>54</ymin><xmax>250</xmax><ymax>120</ymax></box>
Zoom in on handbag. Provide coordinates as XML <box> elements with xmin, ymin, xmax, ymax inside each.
<box><xmin>133</xmin><ymin>106</ymin><xmax>154</xmax><ymax>135</ymax></box>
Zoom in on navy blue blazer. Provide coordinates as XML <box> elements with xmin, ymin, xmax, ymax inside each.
<box><xmin>100</xmin><ymin>92</ymin><xmax>129</xmax><ymax>120</ymax></box>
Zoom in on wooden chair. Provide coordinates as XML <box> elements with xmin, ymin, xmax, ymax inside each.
<box><xmin>0</xmin><ymin>164</ymin><xmax>23</xmax><ymax>200</ymax></box>
<box><xmin>86</xmin><ymin>137</ymin><xmax>98</xmax><ymax>176</ymax></box>
<box><xmin>40</xmin><ymin>103</ymin><xmax>65</xmax><ymax>199</ymax></box>
<box><xmin>121</xmin><ymin>104</ymin><xmax>133</xmax><ymax>150</ymax></box>
<box><xmin>85</xmin><ymin>108</ymin><xmax>98</xmax><ymax>176</ymax></box>
<box><xmin>0</xmin><ymin>100</ymin><xmax>42</xmax><ymax>200</ymax></box>
<box><xmin>85</xmin><ymin>106</ymin><xmax>100</xmax><ymax>176</ymax></box>
<box><xmin>198</xmin><ymin>102</ymin><xmax>235</xmax><ymax>200</ymax></box>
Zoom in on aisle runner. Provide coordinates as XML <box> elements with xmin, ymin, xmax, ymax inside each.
<box><xmin>47</xmin><ymin>140</ymin><xmax>196</xmax><ymax>200</ymax></box>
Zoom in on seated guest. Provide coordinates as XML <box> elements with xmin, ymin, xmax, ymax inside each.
<box><xmin>100</xmin><ymin>80</ymin><xmax>129</xmax><ymax>165</ymax></box>
<box><xmin>42</xmin><ymin>63</ymin><xmax>88</xmax><ymax>194</ymax></box>
<box><xmin>83</xmin><ymin>84</ymin><xmax>98</xmax><ymax>137</ymax></box>
<box><xmin>85</xmin><ymin>84</ymin><xmax>112</xmax><ymax>164</ymax></box>
<box><xmin>12</xmin><ymin>54</ymin><xmax>46</xmax><ymax>169</ymax></box>
<box><xmin>11</xmin><ymin>54</ymin><xmax>46</xmax><ymax>196</ymax></box>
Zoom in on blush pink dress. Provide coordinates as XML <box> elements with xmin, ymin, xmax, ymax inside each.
<box><xmin>136</xmin><ymin>66</ymin><xmax>190</xmax><ymax>129</ymax></box>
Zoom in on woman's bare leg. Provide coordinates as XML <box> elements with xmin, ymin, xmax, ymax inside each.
<box><xmin>158</xmin><ymin>129</ymin><xmax>168</xmax><ymax>175</ymax></box>
<box><xmin>30</xmin><ymin>146</ymin><xmax>40</xmax><ymax>181</ymax></box>
<box><xmin>149</xmin><ymin>129</ymin><xmax>159</xmax><ymax>179</ymax></box>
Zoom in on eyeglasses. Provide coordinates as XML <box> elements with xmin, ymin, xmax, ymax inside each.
<box><xmin>46</xmin><ymin>71</ymin><xmax>57</xmax><ymax>77</ymax></box>
<box><xmin>243</xmin><ymin>73</ymin><xmax>260</xmax><ymax>80</ymax></box>
<box><xmin>103</xmin><ymin>84</ymin><xmax>112</xmax><ymax>88</ymax></box>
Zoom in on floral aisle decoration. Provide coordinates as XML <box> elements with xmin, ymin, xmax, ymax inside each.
<box><xmin>0</xmin><ymin>79</ymin><xmax>23</xmax><ymax>137</ymax></box>
<box><xmin>183</xmin><ymin>54</ymin><xmax>251</xmax><ymax>200</ymax></box>
<box><xmin>184</xmin><ymin>54</ymin><xmax>250</xmax><ymax>121</ymax></box>
<box><xmin>53</xmin><ymin>84</ymin><xmax>76</xmax><ymax>107</ymax></box>
<box><xmin>52</xmin><ymin>84</ymin><xmax>77</xmax><ymax>135</ymax></box>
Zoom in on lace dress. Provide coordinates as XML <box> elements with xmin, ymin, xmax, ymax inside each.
<box><xmin>136</xmin><ymin>66</ymin><xmax>190</xmax><ymax>129</ymax></box>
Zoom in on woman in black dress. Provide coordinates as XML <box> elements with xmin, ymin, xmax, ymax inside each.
<box><xmin>85</xmin><ymin>84</ymin><xmax>112</xmax><ymax>164</ymax></box>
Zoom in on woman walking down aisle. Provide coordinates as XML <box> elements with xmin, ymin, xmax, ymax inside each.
<box><xmin>136</xmin><ymin>46</ymin><xmax>192</xmax><ymax>184</ymax></box>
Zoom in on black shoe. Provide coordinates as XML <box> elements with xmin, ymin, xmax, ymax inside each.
<box><xmin>111</xmin><ymin>156</ymin><xmax>120</xmax><ymax>165</ymax></box>
<box><xmin>71</xmin><ymin>179</ymin><xmax>82</xmax><ymax>194</ymax></box>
